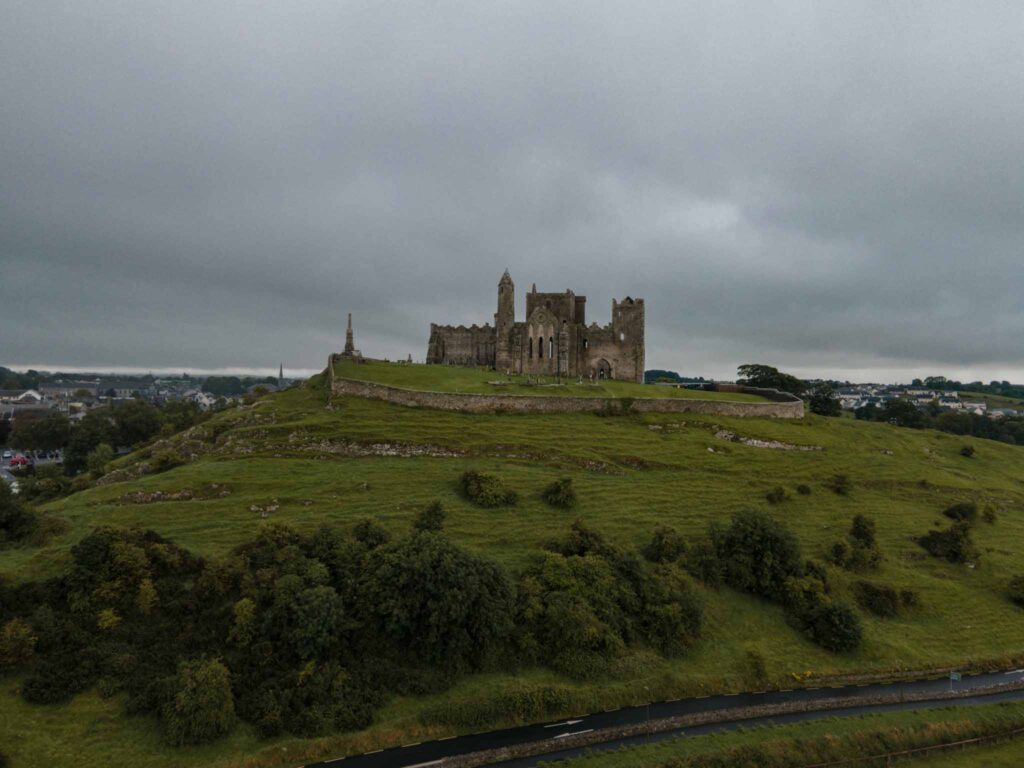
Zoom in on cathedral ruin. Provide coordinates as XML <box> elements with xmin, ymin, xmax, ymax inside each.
<box><xmin>426</xmin><ymin>271</ymin><xmax>645</xmax><ymax>383</ymax></box>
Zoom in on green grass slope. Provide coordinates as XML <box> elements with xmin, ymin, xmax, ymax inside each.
<box><xmin>3</xmin><ymin>372</ymin><xmax>1024</xmax><ymax>767</ymax></box>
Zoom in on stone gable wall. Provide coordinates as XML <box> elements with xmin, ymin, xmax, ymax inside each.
<box><xmin>328</xmin><ymin>364</ymin><xmax>803</xmax><ymax>418</ymax></box>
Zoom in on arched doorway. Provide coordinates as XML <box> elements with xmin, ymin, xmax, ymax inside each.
<box><xmin>592</xmin><ymin>359</ymin><xmax>612</xmax><ymax>380</ymax></box>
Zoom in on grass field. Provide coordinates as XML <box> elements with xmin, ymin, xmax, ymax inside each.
<box><xmin>3</xmin><ymin>373</ymin><xmax>1024</xmax><ymax>767</ymax></box>
<box><xmin>551</xmin><ymin>701</ymin><xmax>1024</xmax><ymax>768</ymax></box>
<box><xmin>333</xmin><ymin>358</ymin><xmax>767</xmax><ymax>401</ymax></box>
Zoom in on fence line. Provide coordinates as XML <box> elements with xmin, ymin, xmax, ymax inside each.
<box><xmin>805</xmin><ymin>724</ymin><xmax>1024</xmax><ymax>767</ymax></box>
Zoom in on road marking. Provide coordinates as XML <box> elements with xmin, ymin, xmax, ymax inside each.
<box><xmin>725</xmin><ymin>693</ymin><xmax>739</xmax><ymax>696</ymax></box>
<box><xmin>439</xmin><ymin>736</ymin><xmax>457</xmax><ymax>741</ymax></box>
<box><xmin>695</xmin><ymin>695</ymin><xmax>709</xmax><ymax>699</ymax></box>
<box><xmin>364</xmin><ymin>749</ymin><xmax>383</xmax><ymax>755</ymax></box>
<box><xmin>665</xmin><ymin>698</ymin><xmax>681</xmax><ymax>702</ymax></box>
<box><xmin>1004</xmin><ymin>669</ymin><xmax>1024</xmax><ymax>675</ymax></box>
<box><xmin>604</xmin><ymin>708</ymin><xmax>620</xmax><ymax>712</ymax></box>
<box><xmin>554</xmin><ymin>729</ymin><xmax>594</xmax><ymax>740</ymax></box>
<box><xmin>779</xmin><ymin>689</ymin><xmax>793</xmax><ymax>692</ymax></box>
<box><xmin>402</xmin><ymin>761</ymin><xmax>444</xmax><ymax>768</ymax></box>
<box><xmin>325</xmin><ymin>758</ymin><xmax>345</xmax><ymax>764</ymax></box>
<box><xmin>545</xmin><ymin>719</ymin><xmax>584</xmax><ymax>728</ymax></box>
<box><xmin>401</xmin><ymin>742</ymin><xmax>421</xmax><ymax>748</ymax></box>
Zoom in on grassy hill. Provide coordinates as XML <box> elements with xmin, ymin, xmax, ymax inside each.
<box><xmin>3</xmin><ymin>367</ymin><xmax>1024</xmax><ymax>768</ymax></box>
<box><xmin>333</xmin><ymin>358</ymin><xmax>767</xmax><ymax>400</ymax></box>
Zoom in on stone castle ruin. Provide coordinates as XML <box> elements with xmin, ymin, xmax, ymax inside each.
<box><xmin>426</xmin><ymin>271</ymin><xmax>645</xmax><ymax>383</ymax></box>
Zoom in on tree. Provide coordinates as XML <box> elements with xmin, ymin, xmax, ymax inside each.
<box><xmin>642</xmin><ymin>525</ymin><xmax>686</xmax><ymax>563</ymax></box>
<box><xmin>64</xmin><ymin>411</ymin><xmax>116</xmax><ymax>475</ymax></box>
<box><xmin>362</xmin><ymin>533</ymin><xmax>514</xmax><ymax>670</ymax></box>
<box><xmin>11</xmin><ymin>412</ymin><xmax>70</xmax><ymax>451</ymax></box>
<box><xmin>86</xmin><ymin>443</ymin><xmax>114</xmax><ymax>477</ymax></box>
<box><xmin>809</xmin><ymin>384</ymin><xmax>842</xmax><ymax>417</ymax></box>
<box><xmin>882</xmin><ymin>398</ymin><xmax>924</xmax><ymax>428</ymax></box>
<box><xmin>0</xmin><ymin>618</ymin><xmax>37</xmax><ymax>669</ymax></box>
<box><xmin>712</xmin><ymin>510</ymin><xmax>803</xmax><ymax>600</ymax></box>
<box><xmin>202</xmin><ymin>376</ymin><xmax>245</xmax><ymax>396</ymax></box>
<box><xmin>0</xmin><ymin>481</ymin><xmax>38</xmax><ymax>544</ymax></box>
<box><xmin>736</xmin><ymin>364</ymin><xmax>806</xmax><ymax>395</ymax></box>
<box><xmin>413</xmin><ymin>501</ymin><xmax>446</xmax><ymax>532</ymax></box>
<box><xmin>161</xmin><ymin>658</ymin><xmax>235</xmax><ymax>745</ymax></box>
<box><xmin>136</xmin><ymin>578</ymin><xmax>159</xmax><ymax>615</ymax></box>
<box><xmin>113</xmin><ymin>400</ymin><xmax>164</xmax><ymax>447</ymax></box>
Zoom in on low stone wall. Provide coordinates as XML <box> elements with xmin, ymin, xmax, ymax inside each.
<box><xmin>327</xmin><ymin>361</ymin><xmax>803</xmax><ymax>418</ymax></box>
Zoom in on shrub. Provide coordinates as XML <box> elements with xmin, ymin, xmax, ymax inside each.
<box><xmin>643</xmin><ymin>525</ymin><xmax>686</xmax><ymax>564</ymax></box>
<box><xmin>765</xmin><ymin>486</ymin><xmax>787</xmax><ymax>505</ymax></box>
<box><xmin>828</xmin><ymin>474</ymin><xmax>852</xmax><ymax>495</ymax></box>
<box><xmin>826</xmin><ymin>540</ymin><xmax>849</xmax><ymax>567</ymax></box>
<box><xmin>796</xmin><ymin>484</ymin><xmax>812</xmax><ymax>496</ymax></box>
<box><xmin>413</xmin><ymin>501</ymin><xmax>446</xmax><ymax>532</ymax></box>
<box><xmin>458</xmin><ymin>471</ymin><xmax>517</xmax><ymax>508</ymax></box>
<box><xmin>960</xmin><ymin>445</ymin><xmax>976</xmax><ymax>458</ymax></box>
<box><xmin>917</xmin><ymin>522</ymin><xmax>977</xmax><ymax>564</ymax></box>
<box><xmin>161</xmin><ymin>658</ymin><xmax>235</xmax><ymax>745</ymax></box>
<box><xmin>942</xmin><ymin>502</ymin><xmax>978</xmax><ymax>524</ymax></box>
<box><xmin>849</xmin><ymin>515</ymin><xmax>876</xmax><ymax>548</ymax></box>
<box><xmin>712</xmin><ymin>510</ymin><xmax>803</xmax><ymax>600</ymax></box>
<box><xmin>352</xmin><ymin>518</ymin><xmax>390</xmax><ymax>548</ymax></box>
<box><xmin>86</xmin><ymin>443</ymin><xmax>114</xmax><ymax>478</ymax></box>
<box><xmin>0</xmin><ymin>482</ymin><xmax>39</xmax><ymax>545</ymax></box>
<box><xmin>541</xmin><ymin>477</ymin><xmax>577</xmax><ymax>509</ymax></box>
<box><xmin>745</xmin><ymin>649</ymin><xmax>768</xmax><ymax>688</ymax></box>
<box><xmin>681</xmin><ymin>539</ymin><xmax>722</xmax><ymax>587</ymax></box>
<box><xmin>0</xmin><ymin>618</ymin><xmax>37</xmax><ymax>669</ymax></box>
<box><xmin>900</xmin><ymin>589</ymin><xmax>921</xmax><ymax>609</ymax></box>
<box><xmin>150</xmin><ymin>450</ymin><xmax>185</xmax><ymax>474</ymax></box>
<box><xmin>854</xmin><ymin>581</ymin><xmax>901</xmax><ymax>618</ymax></box>
<box><xmin>1008</xmin><ymin>575</ymin><xmax>1024</xmax><ymax>607</ymax></box>
<box><xmin>805</xmin><ymin>602</ymin><xmax>862</xmax><ymax>652</ymax></box>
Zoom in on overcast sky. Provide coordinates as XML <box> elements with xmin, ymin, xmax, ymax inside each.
<box><xmin>2</xmin><ymin>1</ymin><xmax>1023</xmax><ymax>383</ymax></box>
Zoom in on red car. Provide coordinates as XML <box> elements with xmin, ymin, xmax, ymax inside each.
<box><xmin>9</xmin><ymin>455</ymin><xmax>30</xmax><ymax>468</ymax></box>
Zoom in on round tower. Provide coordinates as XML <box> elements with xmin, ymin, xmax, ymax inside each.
<box><xmin>494</xmin><ymin>270</ymin><xmax>515</xmax><ymax>371</ymax></box>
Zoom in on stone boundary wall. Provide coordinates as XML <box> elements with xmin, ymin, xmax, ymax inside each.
<box><xmin>327</xmin><ymin>356</ymin><xmax>804</xmax><ymax>418</ymax></box>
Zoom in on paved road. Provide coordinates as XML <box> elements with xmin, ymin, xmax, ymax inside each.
<box><xmin>304</xmin><ymin>669</ymin><xmax>1024</xmax><ymax>768</ymax></box>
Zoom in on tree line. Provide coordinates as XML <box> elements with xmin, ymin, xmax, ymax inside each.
<box><xmin>0</xmin><ymin>502</ymin><xmax>872</xmax><ymax>747</ymax></box>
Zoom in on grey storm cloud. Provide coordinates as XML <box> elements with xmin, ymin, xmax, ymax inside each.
<box><xmin>2</xmin><ymin>1</ymin><xmax>1023</xmax><ymax>381</ymax></box>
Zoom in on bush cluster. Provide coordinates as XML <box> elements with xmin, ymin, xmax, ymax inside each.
<box><xmin>519</xmin><ymin>521</ymin><xmax>704</xmax><ymax>676</ymax></box>
<box><xmin>918</xmin><ymin>501</ymin><xmax>981</xmax><ymax>565</ymax></box>
<box><xmin>458</xmin><ymin>471</ymin><xmax>518</xmax><ymax>507</ymax></box>
<box><xmin>0</xmin><ymin>515</ymin><xmax>710</xmax><ymax>745</ymax></box>
<box><xmin>701</xmin><ymin>510</ymin><xmax>862</xmax><ymax>652</ymax></box>
<box><xmin>827</xmin><ymin>515</ymin><xmax>882</xmax><ymax>572</ymax></box>
<box><xmin>541</xmin><ymin>478</ymin><xmax>577</xmax><ymax>509</ymax></box>
<box><xmin>853</xmin><ymin>581</ymin><xmax>920</xmax><ymax>618</ymax></box>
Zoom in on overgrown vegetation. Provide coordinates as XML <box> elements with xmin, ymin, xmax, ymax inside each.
<box><xmin>458</xmin><ymin>471</ymin><xmax>518</xmax><ymax>507</ymax></box>
<box><xmin>541</xmin><ymin>477</ymin><xmax>577</xmax><ymax>508</ymax></box>
<box><xmin>0</xmin><ymin>517</ymin><xmax>711</xmax><ymax>745</ymax></box>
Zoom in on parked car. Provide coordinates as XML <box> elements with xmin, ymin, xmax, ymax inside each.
<box><xmin>9</xmin><ymin>455</ymin><xmax>30</xmax><ymax>468</ymax></box>
<box><xmin>1</xmin><ymin>450</ymin><xmax>11</xmax><ymax>461</ymax></box>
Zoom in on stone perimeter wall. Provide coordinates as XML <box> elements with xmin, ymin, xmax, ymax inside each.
<box><xmin>327</xmin><ymin>357</ymin><xmax>803</xmax><ymax>418</ymax></box>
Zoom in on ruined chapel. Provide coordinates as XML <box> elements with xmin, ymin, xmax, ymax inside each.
<box><xmin>426</xmin><ymin>271</ymin><xmax>645</xmax><ymax>383</ymax></box>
